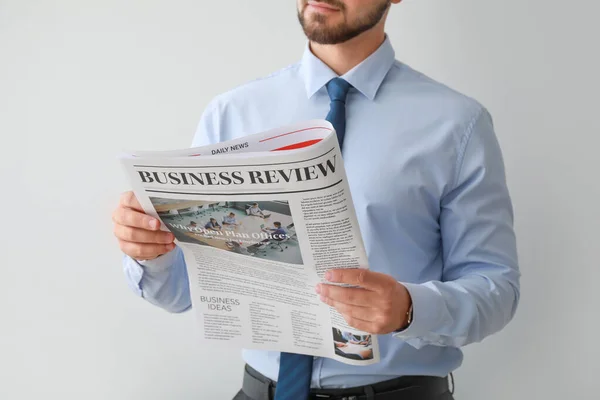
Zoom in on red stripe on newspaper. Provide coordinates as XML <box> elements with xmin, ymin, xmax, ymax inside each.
<box><xmin>271</xmin><ymin>139</ymin><xmax>323</xmax><ymax>151</ymax></box>
<box><xmin>259</xmin><ymin>126</ymin><xmax>332</xmax><ymax>142</ymax></box>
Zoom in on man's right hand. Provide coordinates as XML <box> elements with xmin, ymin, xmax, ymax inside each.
<box><xmin>112</xmin><ymin>191</ymin><xmax>175</xmax><ymax>261</ymax></box>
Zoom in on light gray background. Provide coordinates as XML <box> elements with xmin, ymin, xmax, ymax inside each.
<box><xmin>1</xmin><ymin>1</ymin><xmax>598</xmax><ymax>399</ymax></box>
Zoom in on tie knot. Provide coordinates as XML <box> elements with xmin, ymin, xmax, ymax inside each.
<box><xmin>326</xmin><ymin>78</ymin><xmax>351</xmax><ymax>102</ymax></box>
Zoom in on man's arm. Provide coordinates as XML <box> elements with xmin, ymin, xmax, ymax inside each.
<box><xmin>318</xmin><ymin>107</ymin><xmax>520</xmax><ymax>349</ymax></box>
<box><xmin>113</xmin><ymin>190</ymin><xmax>191</xmax><ymax>314</ymax></box>
<box><xmin>121</xmin><ymin>98</ymin><xmax>222</xmax><ymax>313</ymax></box>
<box><xmin>123</xmin><ymin>248</ymin><xmax>191</xmax><ymax>313</ymax></box>
<box><xmin>393</xmin><ymin>106</ymin><xmax>520</xmax><ymax>348</ymax></box>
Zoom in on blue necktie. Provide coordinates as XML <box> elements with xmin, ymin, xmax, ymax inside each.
<box><xmin>325</xmin><ymin>77</ymin><xmax>352</xmax><ymax>149</ymax></box>
<box><xmin>273</xmin><ymin>78</ymin><xmax>352</xmax><ymax>400</ymax></box>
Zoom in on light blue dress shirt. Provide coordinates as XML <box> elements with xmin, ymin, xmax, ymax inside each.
<box><xmin>123</xmin><ymin>36</ymin><xmax>520</xmax><ymax>389</ymax></box>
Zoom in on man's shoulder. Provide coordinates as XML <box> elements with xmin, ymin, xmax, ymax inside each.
<box><xmin>206</xmin><ymin>62</ymin><xmax>301</xmax><ymax>110</ymax></box>
<box><xmin>390</xmin><ymin>60</ymin><xmax>488</xmax><ymax>129</ymax></box>
<box><xmin>191</xmin><ymin>62</ymin><xmax>302</xmax><ymax>146</ymax></box>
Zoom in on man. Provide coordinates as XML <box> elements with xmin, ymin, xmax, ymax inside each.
<box><xmin>258</xmin><ymin>222</ymin><xmax>289</xmax><ymax>251</ymax></box>
<box><xmin>262</xmin><ymin>222</ymin><xmax>288</xmax><ymax>242</ymax></box>
<box><xmin>248</xmin><ymin>203</ymin><xmax>267</xmax><ymax>218</ymax></box>
<box><xmin>185</xmin><ymin>220</ymin><xmax>198</xmax><ymax>230</ymax></box>
<box><xmin>112</xmin><ymin>1</ymin><xmax>520</xmax><ymax>399</ymax></box>
<box><xmin>204</xmin><ymin>217</ymin><xmax>222</xmax><ymax>232</ymax></box>
<box><xmin>223</xmin><ymin>212</ymin><xmax>240</xmax><ymax>227</ymax></box>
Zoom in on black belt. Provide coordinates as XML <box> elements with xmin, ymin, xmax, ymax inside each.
<box><xmin>242</xmin><ymin>364</ymin><xmax>452</xmax><ymax>400</ymax></box>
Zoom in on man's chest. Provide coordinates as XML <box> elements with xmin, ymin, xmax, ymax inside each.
<box><xmin>224</xmin><ymin>93</ymin><xmax>459</xmax><ymax>232</ymax></box>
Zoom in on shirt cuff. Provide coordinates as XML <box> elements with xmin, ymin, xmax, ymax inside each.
<box><xmin>122</xmin><ymin>248</ymin><xmax>180</xmax><ymax>297</ymax></box>
<box><xmin>136</xmin><ymin>247</ymin><xmax>180</xmax><ymax>273</ymax></box>
<box><xmin>123</xmin><ymin>255</ymin><xmax>144</xmax><ymax>296</ymax></box>
<box><xmin>392</xmin><ymin>281</ymin><xmax>452</xmax><ymax>346</ymax></box>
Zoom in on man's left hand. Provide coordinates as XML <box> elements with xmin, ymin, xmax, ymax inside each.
<box><xmin>316</xmin><ymin>269</ymin><xmax>412</xmax><ymax>334</ymax></box>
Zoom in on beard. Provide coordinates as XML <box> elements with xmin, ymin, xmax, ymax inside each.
<box><xmin>298</xmin><ymin>0</ymin><xmax>390</xmax><ymax>45</ymax></box>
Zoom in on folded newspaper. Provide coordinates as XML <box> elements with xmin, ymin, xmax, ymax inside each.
<box><xmin>120</xmin><ymin>119</ymin><xmax>380</xmax><ymax>365</ymax></box>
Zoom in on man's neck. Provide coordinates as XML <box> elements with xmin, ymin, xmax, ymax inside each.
<box><xmin>309</xmin><ymin>29</ymin><xmax>386</xmax><ymax>76</ymax></box>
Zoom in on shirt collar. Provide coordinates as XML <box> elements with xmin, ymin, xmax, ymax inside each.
<box><xmin>299</xmin><ymin>35</ymin><xmax>396</xmax><ymax>101</ymax></box>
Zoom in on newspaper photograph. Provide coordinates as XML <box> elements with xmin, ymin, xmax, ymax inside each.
<box><xmin>120</xmin><ymin>120</ymin><xmax>380</xmax><ymax>365</ymax></box>
<box><xmin>152</xmin><ymin>199</ymin><xmax>303</xmax><ymax>265</ymax></box>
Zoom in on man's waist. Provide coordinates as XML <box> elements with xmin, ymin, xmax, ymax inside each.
<box><xmin>241</xmin><ymin>346</ymin><xmax>461</xmax><ymax>387</ymax></box>
<box><xmin>242</xmin><ymin>364</ymin><xmax>451</xmax><ymax>400</ymax></box>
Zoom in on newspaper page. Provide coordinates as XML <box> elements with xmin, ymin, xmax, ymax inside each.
<box><xmin>120</xmin><ymin>120</ymin><xmax>379</xmax><ymax>365</ymax></box>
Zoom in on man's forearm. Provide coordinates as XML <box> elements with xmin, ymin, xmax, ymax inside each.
<box><xmin>123</xmin><ymin>246</ymin><xmax>191</xmax><ymax>313</ymax></box>
<box><xmin>394</xmin><ymin>264</ymin><xmax>520</xmax><ymax>348</ymax></box>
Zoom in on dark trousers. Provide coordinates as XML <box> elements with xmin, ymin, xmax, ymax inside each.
<box><xmin>233</xmin><ymin>364</ymin><xmax>455</xmax><ymax>400</ymax></box>
<box><xmin>235</xmin><ymin>393</ymin><xmax>454</xmax><ymax>400</ymax></box>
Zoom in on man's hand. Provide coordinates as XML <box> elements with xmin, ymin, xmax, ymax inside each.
<box><xmin>316</xmin><ymin>269</ymin><xmax>412</xmax><ymax>334</ymax></box>
<box><xmin>112</xmin><ymin>191</ymin><xmax>175</xmax><ymax>261</ymax></box>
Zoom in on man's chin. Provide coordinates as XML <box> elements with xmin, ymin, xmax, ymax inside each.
<box><xmin>299</xmin><ymin>11</ymin><xmax>349</xmax><ymax>44</ymax></box>
<box><xmin>303</xmin><ymin>20</ymin><xmax>342</xmax><ymax>35</ymax></box>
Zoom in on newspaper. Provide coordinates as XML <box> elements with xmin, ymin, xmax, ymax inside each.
<box><xmin>120</xmin><ymin>119</ymin><xmax>380</xmax><ymax>365</ymax></box>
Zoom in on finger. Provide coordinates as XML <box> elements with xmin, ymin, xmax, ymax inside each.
<box><xmin>339</xmin><ymin>314</ymin><xmax>374</xmax><ymax>333</ymax></box>
<box><xmin>114</xmin><ymin>225</ymin><xmax>174</xmax><ymax>244</ymax></box>
<box><xmin>112</xmin><ymin>207</ymin><xmax>160</xmax><ymax>230</ymax></box>
<box><xmin>120</xmin><ymin>191</ymin><xmax>144</xmax><ymax>212</ymax></box>
<box><xmin>119</xmin><ymin>240</ymin><xmax>175</xmax><ymax>260</ymax></box>
<box><xmin>321</xmin><ymin>298</ymin><xmax>376</xmax><ymax>322</ymax></box>
<box><xmin>325</xmin><ymin>268</ymin><xmax>393</xmax><ymax>292</ymax></box>
<box><xmin>317</xmin><ymin>284</ymin><xmax>378</xmax><ymax>306</ymax></box>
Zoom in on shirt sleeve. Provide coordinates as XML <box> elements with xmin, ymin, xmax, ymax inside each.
<box><xmin>122</xmin><ymin>248</ymin><xmax>191</xmax><ymax>313</ymax></box>
<box><xmin>121</xmin><ymin>97</ymin><xmax>222</xmax><ymax>312</ymax></box>
<box><xmin>393</xmin><ymin>107</ymin><xmax>521</xmax><ymax>349</ymax></box>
